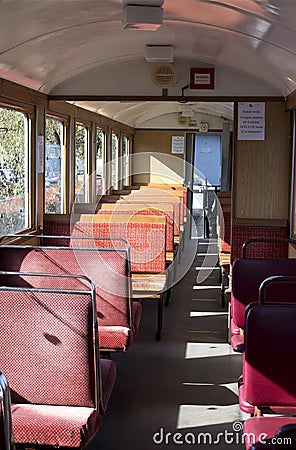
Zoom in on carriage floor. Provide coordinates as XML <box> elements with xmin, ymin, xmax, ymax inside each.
<box><xmin>89</xmin><ymin>238</ymin><xmax>247</xmax><ymax>450</ymax></box>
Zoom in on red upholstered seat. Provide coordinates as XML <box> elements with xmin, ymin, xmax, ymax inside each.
<box><xmin>230</xmin><ymin>226</ymin><xmax>288</xmax><ymax>264</ymax></box>
<box><xmin>11</xmin><ymin>405</ymin><xmax>100</xmax><ymax>448</ymax></box>
<box><xmin>230</xmin><ymin>334</ymin><xmax>244</xmax><ymax>353</ymax></box>
<box><xmin>239</xmin><ymin>276</ymin><xmax>296</xmax><ymax>443</ymax></box>
<box><xmin>0</xmin><ymin>372</ymin><xmax>14</xmax><ymax>450</ymax></box>
<box><xmin>73</xmin><ymin>214</ymin><xmax>167</xmax><ymax>340</ymax></box>
<box><xmin>0</xmin><ymin>274</ymin><xmax>116</xmax><ymax>448</ymax></box>
<box><xmin>230</xmin><ymin>258</ymin><xmax>296</xmax><ymax>351</ymax></box>
<box><xmin>96</xmin><ymin>205</ymin><xmax>175</xmax><ymax>253</ymax></box>
<box><xmin>0</xmin><ymin>243</ymin><xmax>139</xmax><ymax>353</ymax></box>
<box><xmin>244</xmin><ymin>417</ymin><xmax>296</xmax><ymax>449</ymax></box>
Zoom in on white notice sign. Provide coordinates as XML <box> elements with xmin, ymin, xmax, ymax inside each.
<box><xmin>238</xmin><ymin>102</ymin><xmax>265</xmax><ymax>141</ymax></box>
<box><xmin>171</xmin><ymin>136</ymin><xmax>185</xmax><ymax>154</ymax></box>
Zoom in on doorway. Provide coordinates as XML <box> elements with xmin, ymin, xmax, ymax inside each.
<box><xmin>192</xmin><ymin>133</ymin><xmax>221</xmax><ymax>238</ymax></box>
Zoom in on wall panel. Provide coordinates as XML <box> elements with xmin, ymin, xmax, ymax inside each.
<box><xmin>233</xmin><ymin>101</ymin><xmax>292</xmax><ymax>220</ymax></box>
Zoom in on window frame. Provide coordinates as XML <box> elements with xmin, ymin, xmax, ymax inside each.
<box><xmin>0</xmin><ymin>101</ymin><xmax>34</xmax><ymax>235</ymax></box>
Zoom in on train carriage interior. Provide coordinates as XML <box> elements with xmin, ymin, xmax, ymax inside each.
<box><xmin>2</xmin><ymin>1</ymin><xmax>296</xmax><ymax>449</ymax></box>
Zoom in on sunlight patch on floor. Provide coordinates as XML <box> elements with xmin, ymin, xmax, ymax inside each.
<box><xmin>190</xmin><ymin>311</ymin><xmax>227</xmax><ymax>317</ymax></box>
<box><xmin>193</xmin><ymin>285</ymin><xmax>221</xmax><ymax>290</ymax></box>
<box><xmin>177</xmin><ymin>404</ymin><xmax>243</xmax><ymax>429</ymax></box>
<box><xmin>185</xmin><ymin>342</ymin><xmax>233</xmax><ymax>359</ymax></box>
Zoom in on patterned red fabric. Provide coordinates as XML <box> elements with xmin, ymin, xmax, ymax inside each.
<box><xmin>43</xmin><ymin>217</ymin><xmax>71</xmax><ymax>246</ymax></box>
<box><xmin>218</xmin><ymin>210</ymin><xmax>231</xmax><ymax>253</ymax></box>
<box><xmin>11</xmin><ymin>404</ymin><xmax>100</xmax><ymax>448</ymax></box>
<box><xmin>98</xmin><ymin>326</ymin><xmax>133</xmax><ymax>351</ymax></box>
<box><xmin>0</xmin><ymin>289</ymin><xmax>96</xmax><ymax>407</ymax></box>
<box><xmin>96</xmin><ymin>207</ymin><xmax>174</xmax><ymax>252</ymax></box>
<box><xmin>74</xmin><ymin>219</ymin><xmax>166</xmax><ymax>273</ymax></box>
<box><xmin>118</xmin><ymin>198</ymin><xmax>180</xmax><ymax>237</ymax></box>
<box><xmin>230</xmin><ymin>225</ymin><xmax>288</xmax><ymax>263</ymax></box>
<box><xmin>0</xmin><ymin>246</ymin><xmax>136</xmax><ymax>352</ymax></box>
<box><xmin>0</xmin><ymin>283</ymin><xmax>117</xmax><ymax>448</ymax></box>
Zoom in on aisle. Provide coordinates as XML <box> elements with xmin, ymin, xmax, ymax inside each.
<box><xmin>89</xmin><ymin>238</ymin><xmax>247</xmax><ymax>449</ymax></box>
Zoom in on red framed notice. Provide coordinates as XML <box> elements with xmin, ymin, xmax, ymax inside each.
<box><xmin>190</xmin><ymin>68</ymin><xmax>215</xmax><ymax>90</ymax></box>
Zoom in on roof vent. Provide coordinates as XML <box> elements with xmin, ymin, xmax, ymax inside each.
<box><xmin>152</xmin><ymin>63</ymin><xmax>177</xmax><ymax>87</ymax></box>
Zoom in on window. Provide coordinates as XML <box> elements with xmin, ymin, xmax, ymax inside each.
<box><xmin>123</xmin><ymin>135</ymin><xmax>130</xmax><ymax>187</ymax></box>
<box><xmin>45</xmin><ymin>116</ymin><xmax>66</xmax><ymax>213</ymax></box>
<box><xmin>96</xmin><ymin>127</ymin><xmax>106</xmax><ymax>196</ymax></box>
<box><xmin>111</xmin><ymin>132</ymin><xmax>119</xmax><ymax>190</ymax></box>
<box><xmin>0</xmin><ymin>106</ymin><xmax>30</xmax><ymax>235</ymax></box>
<box><xmin>75</xmin><ymin>123</ymin><xmax>89</xmax><ymax>203</ymax></box>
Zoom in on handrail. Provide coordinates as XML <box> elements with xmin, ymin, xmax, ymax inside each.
<box><xmin>242</xmin><ymin>238</ymin><xmax>296</xmax><ymax>259</ymax></box>
<box><xmin>0</xmin><ymin>372</ymin><xmax>15</xmax><ymax>450</ymax></box>
<box><xmin>259</xmin><ymin>275</ymin><xmax>296</xmax><ymax>305</ymax></box>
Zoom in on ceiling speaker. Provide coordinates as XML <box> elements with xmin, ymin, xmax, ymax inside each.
<box><xmin>152</xmin><ymin>64</ymin><xmax>177</xmax><ymax>87</ymax></box>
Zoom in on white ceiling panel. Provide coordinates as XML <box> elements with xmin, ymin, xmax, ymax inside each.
<box><xmin>0</xmin><ymin>0</ymin><xmax>295</xmax><ymax>126</ymax></box>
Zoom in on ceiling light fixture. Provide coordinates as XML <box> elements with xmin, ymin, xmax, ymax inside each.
<box><xmin>122</xmin><ymin>5</ymin><xmax>163</xmax><ymax>30</ymax></box>
<box><xmin>145</xmin><ymin>45</ymin><xmax>174</xmax><ymax>62</ymax></box>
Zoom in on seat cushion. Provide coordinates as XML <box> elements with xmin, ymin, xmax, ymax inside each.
<box><xmin>98</xmin><ymin>302</ymin><xmax>142</xmax><ymax>351</ymax></box>
<box><xmin>244</xmin><ymin>417</ymin><xmax>296</xmax><ymax>449</ymax></box>
<box><xmin>231</xmin><ymin>334</ymin><xmax>244</xmax><ymax>353</ymax></box>
<box><xmin>238</xmin><ymin>377</ymin><xmax>255</xmax><ymax>414</ymax></box>
<box><xmin>12</xmin><ymin>404</ymin><xmax>101</xmax><ymax>448</ymax></box>
<box><xmin>99</xmin><ymin>325</ymin><xmax>133</xmax><ymax>351</ymax></box>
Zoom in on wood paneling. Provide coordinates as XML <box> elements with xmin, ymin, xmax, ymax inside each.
<box><xmin>133</xmin><ymin>130</ymin><xmax>184</xmax><ymax>184</ymax></box>
<box><xmin>233</xmin><ymin>101</ymin><xmax>292</xmax><ymax>220</ymax></box>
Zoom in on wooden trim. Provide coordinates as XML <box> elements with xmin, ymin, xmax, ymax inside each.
<box><xmin>49</xmin><ymin>95</ymin><xmax>284</xmax><ymax>103</ymax></box>
<box><xmin>79</xmin><ymin>213</ymin><xmax>166</xmax><ymax>225</ymax></box>
<box><xmin>99</xmin><ymin>203</ymin><xmax>174</xmax><ymax>212</ymax></box>
<box><xmin>232</xmin><ymin>218</ymin><xmax>288</xmax><ymax>227</ymax></box>
<box><xmin>48</xmin><ymin>100</ymin><xmax>134</xmax><ymax>134</ymax></box>
<box><xmin>286</xmin><ymin>89</ymin><xmax>296</xmax><ymax>110</ymax></box>
<box><xmin>220</xmin><ymin>204</ymin><xmax>231</xmax><ymax>213</ymax></box>
<box><xmin>217</xmin><ymin>191</ymin><xmax>232</xmax><ymax>198</ymax></box>
<box><xmin>0</xmin><ymin>78</ymin><xmax>47</xmax><ymax>106</ymax></box>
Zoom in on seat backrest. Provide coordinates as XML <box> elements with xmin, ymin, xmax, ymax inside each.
<box><xmin>0</xmin><ymin>273</ymin><xmax>100</xmax><ymax>409</ymax></box>
<box><xmin>118</xmin><ymin>195</ymin><xmax>181</xmax><ymax>235</ymax></box>
<box><xmin>230</xmin><ymin>224</ymin><xmax>288</xmax><ymax>264</ymax></box>
<box><xmin>0</xmin><ymin>245</ymin><xmax>132</xmax><ymax>330</ymax></box>
<box><xmin>231</xmin><ymin>258</ymin><xmax>296</xmax><ymax>329</ymax></box>
<box><xmin>244</xmin><ymin>276</ymin><xmax>296</xmax><ymax>407</ymax></box>
<box><xmin>76</xmin><ymin>214</ymin><xmax>167</xmax><ymax>274</ymax></box>
<box><xmin>98</xmin><ymin>203</ymin><xmax>175</xmax><ymax>252</ymax></box>
<box><xmin>0</xmin><ymin>372</ymin><xmax>14</xmax><ymax>450</ymax></box>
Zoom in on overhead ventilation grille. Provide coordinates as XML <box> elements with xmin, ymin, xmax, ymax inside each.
<box><xmin>152</xmin><ymin>63</ymin><xmax>177</xmax><ymax>87</ymax></box>
<box><xmin>188</xmin><ymin>118</ymin><xmax>198</xmax><ymax>128</ymax></box>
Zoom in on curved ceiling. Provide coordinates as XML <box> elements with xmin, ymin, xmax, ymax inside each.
<box><xmin>0</xmin><ymin>0</ymin><xmax>295</xmax><ymax>126</ymax></box>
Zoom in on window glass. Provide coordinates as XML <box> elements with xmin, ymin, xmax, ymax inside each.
<box><xmin>0</xmin><ymin>106</ymin><xmax>30</xmax><ymax>235</ymax></box>
<box><xmin>96</xmin><ymin>128</ymin><xmax>105</xmax><ymax>196</ymax></box>
<box><xmin>123</xmin><ymin>135</ymin><xmax>130</xmax><ymax>186</ymax></box>
<box><xmin>75</xmin><ymin>123</ymin><xmax>88</xmax><ymax>203</ymax></box>
<box><xmin>45</xmin><ymin>116</ymin><xmax>65</xmax><ymax>213</ymax></box>
<box><xmin>112</xmin><ymin>132</ymin><xmax>119</xmax><ymax>190</ymax></box>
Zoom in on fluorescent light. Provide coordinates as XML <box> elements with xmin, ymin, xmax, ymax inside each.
<box><xmin>122</xmin><ymin>5</ymin><xmax>163</xmax><ymax>30</ymax></box>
